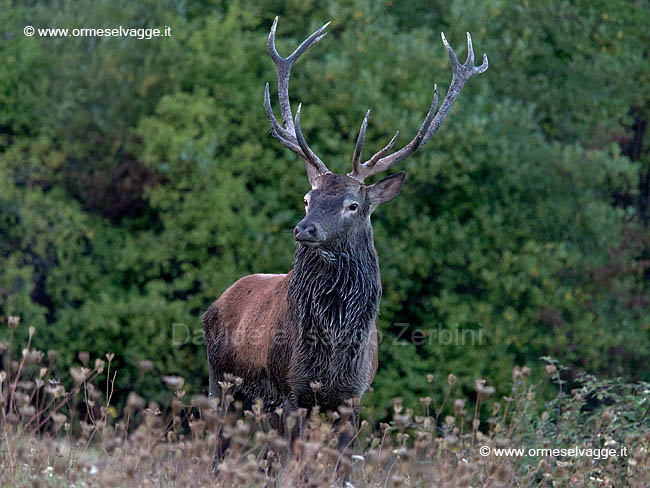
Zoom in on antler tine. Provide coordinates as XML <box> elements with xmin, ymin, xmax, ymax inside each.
<box><xmin>264</xmin><ymin>83</ymin><xmax>298</xmax><ymax>145</ymax></box>
<box><xmin>365</xmin><ymin>131</ymin><xmax>400</xmax><ymax>167</ymax></box>
<box><xmin>294</xmin><ymin>104</ymin><xmax>327</xmax><ymax>171</ymax></box>
<box><xmin>352</xmin><ymin>110</ymin><xmax>370</xmax><ymax>176</ymax></box>
<box><xmin>349</xmin><ymin>32</ymin><xmax>488</xmax><ymax>183</ymax></box>
<box><xmin>349</xmin><ymin>85</ymin><xmax>438</xmax><ymax>181</ymax></box>
<box><xmin>265</xmin><ymin>82</ymin><xmax>312</xmax><ymax>163</ymax></box>
<box><xmin>265</xmin><ymin>17</ymin><xmax>331</xmax><ymax>179</ymax></box>
<box><xmin>269</xmin><ymin>127</ymin><xmax>303</xmax><ymax>155</ymax></box>
<box><xmin>421</xmin><ymin>32</ymin><xmax>487</xmax><ymax>143</ymax></box>
<box><xmin>267</xmin><ymin>17</ymin><xmax>330</xmax><ymax>132</ymax></box>
<box><xmin>465</xmin><ymin>32</ymin><xmax>474</xmax><ymax>65</ymax></box>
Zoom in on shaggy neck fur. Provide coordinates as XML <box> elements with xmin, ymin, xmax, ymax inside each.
<box><xmin>288</xmin><ymin>227</ymin><xmax>381</xmax><ymax>347</ymax></box>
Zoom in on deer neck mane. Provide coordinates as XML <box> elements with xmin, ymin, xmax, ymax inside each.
<box><xmin>288</xmin><ymin>229</ymin><xmax>381</xmax><ymax>339</ymax></box>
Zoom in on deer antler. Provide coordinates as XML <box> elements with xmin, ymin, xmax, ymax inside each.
<box><xmin>348</xmin><ymin>32</ymin><xmax>488</xmax><ymax>183</ymax></box>
<box><xmin>264</xmin><ymin>17</ymin><xmax>331</xmax><ymax>181</ymax></box>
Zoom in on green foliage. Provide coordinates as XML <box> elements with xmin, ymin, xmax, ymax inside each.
<box><xmin>1</xmin><ymin>0</ymin><xmax>649</xmax><ymax>415</ymax></box>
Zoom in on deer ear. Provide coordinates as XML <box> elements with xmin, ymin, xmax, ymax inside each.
<box><xmin>367</xmin><ymin>171</ymin><xmax>406</xmax><ymax>211</ymax></box>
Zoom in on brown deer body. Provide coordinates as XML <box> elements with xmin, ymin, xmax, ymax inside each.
<box><xmin>203</xmin><ymin>185</ymin><xmax>381</xmax><ymax>414</ymax></box>
<box><xmin>202</xmin><ymin>17</ymin><xmax>487</xmax><ymax>440</ymax></box>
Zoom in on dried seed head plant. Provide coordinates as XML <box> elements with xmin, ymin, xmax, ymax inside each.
<box><xmin>0</xmin><ymin>319</ymin><xmax>648</xmax><ymax>486</ymax></box>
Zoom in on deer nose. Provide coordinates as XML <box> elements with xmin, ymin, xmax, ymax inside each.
<box><xmin>294</xmin><ymin>221</ymin><xmax>323</xmax><ymax>243</ymax></box>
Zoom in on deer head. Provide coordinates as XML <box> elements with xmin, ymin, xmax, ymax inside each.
<box><xmin>264</xmin><ymin>18</ymin><xmax>488</xmax><ymax>250</ymax></box>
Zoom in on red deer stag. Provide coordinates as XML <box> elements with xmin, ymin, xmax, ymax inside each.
<box><xmin>203</xmin><ymin>17</ymin><xmax>487</xmax><ymax>447</ymax></box>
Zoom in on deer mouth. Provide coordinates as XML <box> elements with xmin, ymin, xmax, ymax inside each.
<box><xmin>296</xmin><ymin>238</ymin><xmax>323</xmax><ymax>248</ymax></box>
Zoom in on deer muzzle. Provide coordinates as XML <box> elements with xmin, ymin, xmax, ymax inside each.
<box><xmin>294</xmin><ymin>220</ymin><xmax>325</xmax><ymax>246</ymax></box>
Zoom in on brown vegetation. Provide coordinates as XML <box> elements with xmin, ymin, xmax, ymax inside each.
<box><xmin>1</xmin><ymin>317</ymin><xmax>648</xmax><ymax>487</ymax></box>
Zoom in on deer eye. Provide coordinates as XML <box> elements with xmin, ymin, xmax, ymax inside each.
<box><xmin>347</xmin><ymin>203</ymin><xmax>359</xmax><ymax>211</ymax></box>
<box><xmin>303</xmin><ymin>199</ymin><xmax>308</xmax><ymax>206</ymax></box>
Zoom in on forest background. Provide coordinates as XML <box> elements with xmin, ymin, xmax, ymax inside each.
<box><xmin>1</xmin><ymin>0</ymin><xmax>649</xmax><ymax>419</ymax></box>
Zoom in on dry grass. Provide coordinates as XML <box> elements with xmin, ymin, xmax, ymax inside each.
<box><xmin>1</xmin><ymin>317</ymin><xmax>649</xmax><ymax>487</ymax></box>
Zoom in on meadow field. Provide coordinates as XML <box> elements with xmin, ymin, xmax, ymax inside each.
<box><xmin>1</xmin><ymin>319</ymin><xmax>649</xmax><ymax>486</ymax></box>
